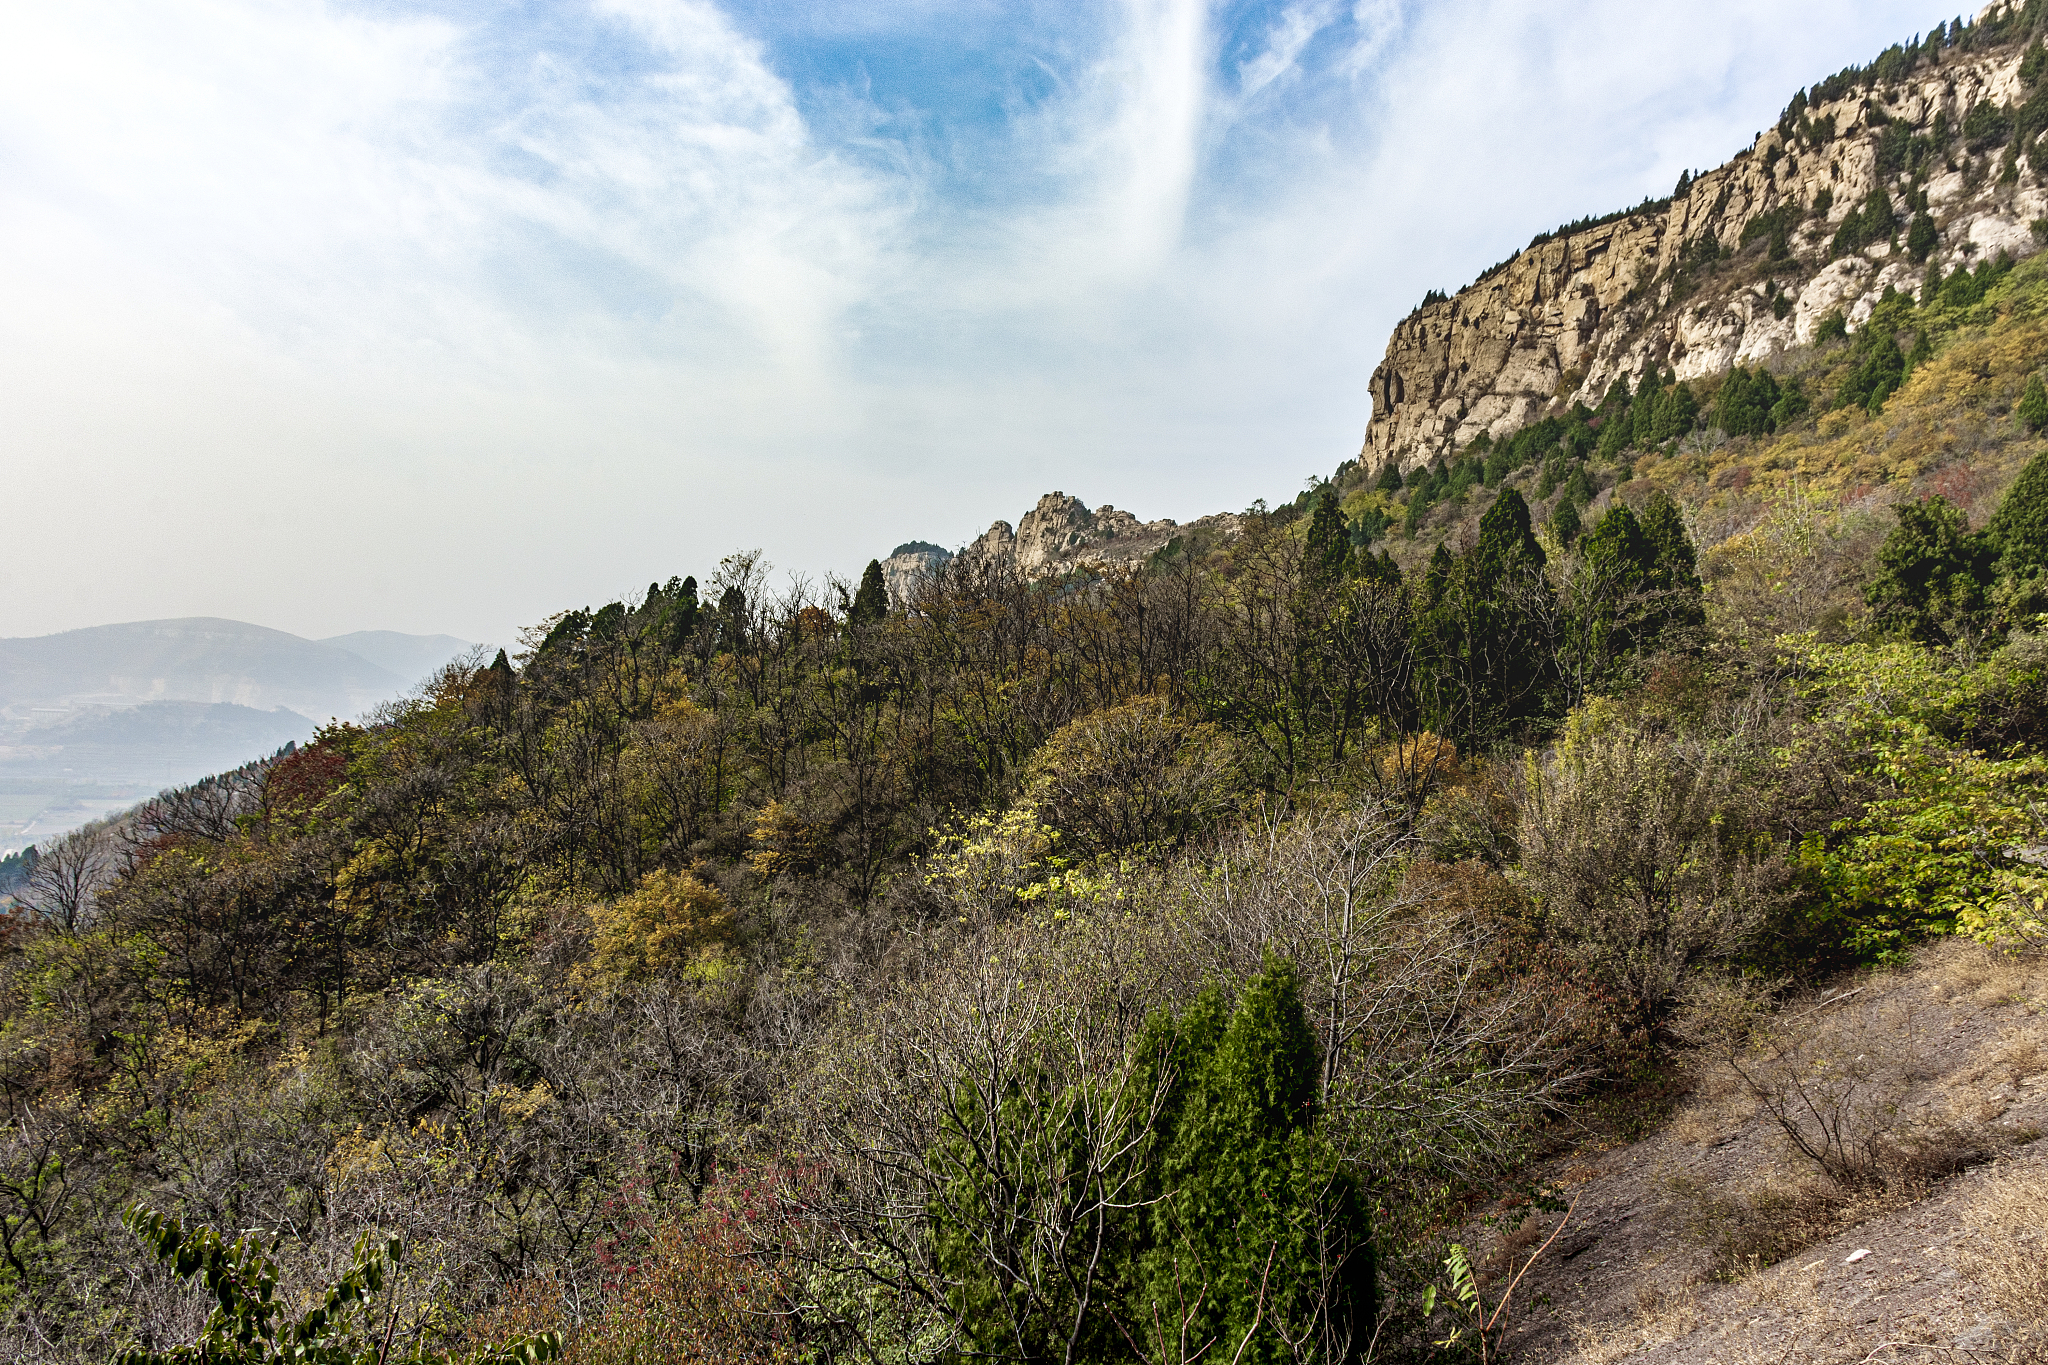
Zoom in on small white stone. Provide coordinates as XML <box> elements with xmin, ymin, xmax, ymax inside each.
<box><xmin>1844</xmin><ymin>1248</ymin><xmax>1872</xmax><ymax>1265</ymax></box>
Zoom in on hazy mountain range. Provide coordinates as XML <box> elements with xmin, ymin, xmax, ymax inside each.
<box><xmin>0</xmin><ymin>618</ymin><xmax>474</xmax><ymax>850</ymax></box>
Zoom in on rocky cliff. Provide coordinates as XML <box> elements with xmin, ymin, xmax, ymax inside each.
<box><xmin>1362</xmin><ymin>8</ymin><xmax>2048</xmax><ymax>474</ymax></box>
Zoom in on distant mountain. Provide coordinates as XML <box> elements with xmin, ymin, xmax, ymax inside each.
<box><xmin>0</xmin><ymin>618</ymin><xmax>404</xmax><ymax>725</ymax></box>
<box><xmin>4</xmin><ymin>701</ymin><xmax>315</xmax><ymax>784</ymax></box>
<box><xmin>0</xmin><ymin>618</ymin><xmax>474</xmax><ymax>852</ymax></box>
<box><xmin>319</xmin><ymin>631</ymin><xmax>474</xmax><ymax>688</ymax></box>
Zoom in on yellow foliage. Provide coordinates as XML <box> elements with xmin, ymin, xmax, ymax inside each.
<box><xmin>1374</xmin><ymin>730</ymin><xmax>1461</xmax><ymax>787</ymax></box>
<box><xmin>748</xmin><ymin>799</ymin><xmax>822</xmax><ymax>880</ymax></box>
<box><xmin>584</xmin><ymin>868</ymin><xmax>733</xmax><ymax>984</ymax></box>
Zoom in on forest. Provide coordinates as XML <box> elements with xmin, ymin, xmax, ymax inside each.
<box><xmin>16</xmin><ymin>18</ymin><xmax>2048</xmax><ymax>1363</ymax></box>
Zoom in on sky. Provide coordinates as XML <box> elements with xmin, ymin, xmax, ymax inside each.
<box><xmin>2</xmin><ymin>0</ymin><xmax>1940</xmax><ymax>649</ymax></box>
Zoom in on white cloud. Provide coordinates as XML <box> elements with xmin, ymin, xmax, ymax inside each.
<box><xmin>1241</xmin><ymin>1</ymin><xmax>1337</xmax><ymax>96</ymax></box>
<box><xmin>0</xmin><ymin>0</ymin><xmax>1940</xmax><ymax>646</ymax></box>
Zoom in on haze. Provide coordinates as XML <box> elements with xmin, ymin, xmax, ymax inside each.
<box><xmin>4</xmin><ymin>0</ymin><xmax>1933</xmax><ymax>648</ymax></box>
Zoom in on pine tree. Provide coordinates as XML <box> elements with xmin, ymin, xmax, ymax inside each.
<box><xmin>850</xmin><ymin>559</ymin><xmax>888</xmax><ymax>626</ymax></box>
<box><xmin>1375</xmin><ymin>462</ymin><xmax>1404</xmax><ymax>493</ymax></box>
<box><xmin>669</xmin><ymin>576</ymin><xmax>699</xmax><ymax>651</ymax></box>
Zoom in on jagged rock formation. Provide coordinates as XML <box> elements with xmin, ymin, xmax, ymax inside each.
<box><xmin>888</xmin><ymin>494</ymin><xmax>1242</xmax><ymax>600</ymax></box>
<box><xmin>1363</xmin><ymin>12</ymin><xmax>2048</xmax><ymax>474</ymax></box>
<box><xmin>878</xmin><ymin>543</ymin><xmax>951</xmax><ymax>606</ymax></box>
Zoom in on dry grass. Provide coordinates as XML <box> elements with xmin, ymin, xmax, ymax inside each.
<box><xmin>1667</xmin><ymin>1172</ymin><xmax>1852</xmax><ymax>1281</ymax></box>
<box><xmin>1959</xmin><ymin>1158</ymin><xmax>2048</xmax><ymax>1343</ymax></box>
<box><xmin>1926</xmin><ymin>942</ymin><xmax>2048</xmax><ymax>1012</ymax></box>
<box><xmin>1562</xmin><ymin>1279</ymin><xmax>1700</xmax><ymax>1365</ymax></box>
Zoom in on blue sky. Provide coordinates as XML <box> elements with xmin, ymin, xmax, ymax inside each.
<box><xmin>2</xmin><ymin>0</ymin><xmax>1937</xmax><ymax>647</ymax></box>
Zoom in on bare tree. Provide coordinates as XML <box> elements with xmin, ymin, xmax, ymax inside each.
<box><xmin>1519</xmin><ymin>717</ymin><xmax>1785</xmax><ymax>1029</ymax></box>
<box><xmin>20</xmin><ymin>822</ymin><xmax>117</xmax><ymax>932</ymax></box>
<box><xmin>1180</xmin><ymin>806</ymin><xmax>1596</xmax><ymax>1185</ymax></box>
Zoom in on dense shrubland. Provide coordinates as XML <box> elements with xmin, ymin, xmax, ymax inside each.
<box><xmin>19</xmin><ymin>33</ymin><xmax>2048</xmax><ymax>1365</ymax></box>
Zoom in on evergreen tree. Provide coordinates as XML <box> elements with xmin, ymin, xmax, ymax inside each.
<box><xmin>1551</xmin><ymin>498</ymin><xmax>1583</xmax><ymax>547</ymax></box>
<box><xmin>1907</xmin><ymin>210</ymin><xmax>1939</xmax><ymax>263</ymax></box>
<box><xmin>1651</xmin><ymin>382</ymin><xmax>1699</xmax><ymax>441</ymax></box>
<box><xmin>1639</xmin><ymin>491</ymin><xmax>1703</xmax><ymax>600</ymax></box>
<box><xmin>1924</xmin><ymin>261</ymin><xmax>1946</xmax><ymax>303</ymax></box>
<box><xmin>1837</xmin><ymin>334</ymin><xmax>1907</xmax><ymax>412</ymax></box>
<box><xmin>1305</xmin><ymin>488</ymin><xmax>1353</xmax><ymax>587</ymax></box>
<box><xmin>538</xmin><ymin>608</ymin><xmax>590</xmax><ymax>656</ymax></box>
<box><xmin>716</xmin><ymin>586</ymin><xmax>747</xmax><ymax>650</ymax></box>
<box><xmin>1474</xmin><ymin>487</ymin><xmax>1546</xmax><ymax>579</ymax></box>
<box><xmin>1414</xmin><ymin>490</ymin><xmax>1553</xmax><ymax>740</ymax></box>
<box><xmin>1375</xmin><ymin>462</ymin><xmax>1405</xmax><ymax>494</ymax></box>
<box><xmin>1640</xmin><ymin>490</ymin><xmax>1707</xmax><ymax>638</ymax></box>
<box><xmin>931</xmin><ymin>961</ymin><xmax>1374</xmax><ymax>1365</ymax></box>
<box><xmin>670</xmin><ymin>575</ymin><xmax>699</xmax><ymax>649</ymax></box>
<box><xmin>1563</xmin><ymin>463</ymin><xmax>1596</xmax><ymax>508</ymax></box>
<box><xmin>1421</xmin><ymin>542</ymin><xmax>1454</xmax><ymax>609</ymax></box>
<box><xmin>1715</xmin><ymin>367</ymin><xmax>1781</xmax><ymax>437</ymax></box>
<box><xmin>2019</xmin><ymin>373</ymin><xmax>2048</xmax><ymax>434</ymax></box>
<box><xmin>1989</xmin><ymin>445</ymin><xmax>2048</xmax><ymax>617</ymax></box>
<box><xmin>1865</xmin><ymin>495</ymin><xmax>1996</xmax><ymax>646</ymax></box>
<box><xmin>851</xmin><ymin>558</ymin><xmax>888</xmax><ymax>626</ymax></box>
<box><xmin>1769</xmin><ymin>376</ymin><xmax>1811</xmax><ymax>429</ymax></box>
<box><xmin>1137</xmin><ymin>962</ymin><xmax>1375</xmax><ymax>1365</ymax></box>
<box><xmin>1632</xmin><ymin>378</ymin><xmax>1662</xmax><ymax>446</ymax></box>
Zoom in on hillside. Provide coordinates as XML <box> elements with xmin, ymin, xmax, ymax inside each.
<box><xmin>15</xmin><ymin>10</ymin><xmax>2048</xmax><ymax>1365</ymax></box>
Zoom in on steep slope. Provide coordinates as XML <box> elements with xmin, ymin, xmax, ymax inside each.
<box><xmin>1363</xmin><ymin>7</ymin><xmax>2048</xmax><ymax>475</ymax></box>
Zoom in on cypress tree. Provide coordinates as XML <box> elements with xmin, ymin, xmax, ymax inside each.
<box><xmin>851</xmin><ymin>558</ymin><xmax>888</xmax><ymax>625</ymax></box>
<box><xmin>1305</xmin><ymin>488</ymin><xmax>1353</xmax><ymax>587</ymax></box>
<box><xmin>1375</xmin><ymin>462</ymin><xmax>1405</xmax><ymax>494</ymax></box>
<box><xmin>1475</xmin><ymin>486</ymin><xmax>1546</xmax><ymax>582</ymax></box>
<box><xmin>1866</xmin><ymin>495</ymin><xmax>1995</xmax><ymax>645</ymax></box>
<box><xmin>932</xmin><ymin>963</ymin><xmax>1373</xmax><ymax>1365</ymax></box>
<box><xmin>2018</xmin><ymin>373</ymin><xmax>2048</xmax><ymax>434</ymax></box>
<box><xmin>1139</xmin><ymin>962</ymin><xmax>1375</xmax><ymax>1365</ymax></box>
<box><xmin>1907</xmin><ymin>210</ymin><xmax>1939</xmax><ymax>263</ymax></box>
<box><xmin>716</xmin><ymin>586</ymin><xmax>747</xmax><ymax>650</ymax></box>
<box><xmin>1551</xmin><ymin>498</ymin><xmax>1583</xmax><ymax>546</ymax></box>
<box><xmin>1989</xmin><ymin>445</ymin><xmax>2048</xmax><ymax>616</ymax></box>
<box><xmin>668</xmin><ymin>576</ymin><xmax>699</xmax><ymax>651</ymax></box>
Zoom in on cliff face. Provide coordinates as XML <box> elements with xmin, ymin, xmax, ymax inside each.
<box><xmin>1362</xmin><ymin>25</ymin><xmax>2048</xmax><ymax>474</ymax></box>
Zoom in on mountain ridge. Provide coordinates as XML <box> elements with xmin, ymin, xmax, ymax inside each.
<box><xmin>1362</xmin><ymin>6</ymin><xmax>2048</xmax><ymax>475</ymax></box>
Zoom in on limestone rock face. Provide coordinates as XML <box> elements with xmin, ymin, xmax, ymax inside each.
<box><xmin>879</xmin><ymin>545</ymin><xmax>951</xmax><ymax>606</ymax></box>
<box><xmin>950</xmin><ymin>493</ymin><xmax>1241</xmax><ymax>581</ymax></box>
<box><xmin>1361</xmin><ymin>32</ymin><xmax>2048</xmax><ymax>474</ymax></box>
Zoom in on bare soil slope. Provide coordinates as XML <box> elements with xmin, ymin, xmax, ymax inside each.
<box><xmin>1461</xmin><ymin>942</ymin><xmax>2048</xmax><ymax>1362</ymax></box>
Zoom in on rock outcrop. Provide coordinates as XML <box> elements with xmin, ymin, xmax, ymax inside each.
<box><xmin>1362</xmin><ymin>15</ymin><xmax>2048</xmax><ymax>474</ymax></box>
<box><xmin>888</xmin><ymin>494</ymin><xmax>1242</xmax><ymax>601</ymax></box>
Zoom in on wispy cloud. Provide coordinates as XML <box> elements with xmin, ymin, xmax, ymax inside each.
<box><xmin>0</xmin><ymin>0</ymin><xmax>1938</xmax><ymax>645</ymax></box>
<box><xmin>1240</xmin><ymin>1</ymin><xmax>1337</xmax><ymax>96</ymax></box>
